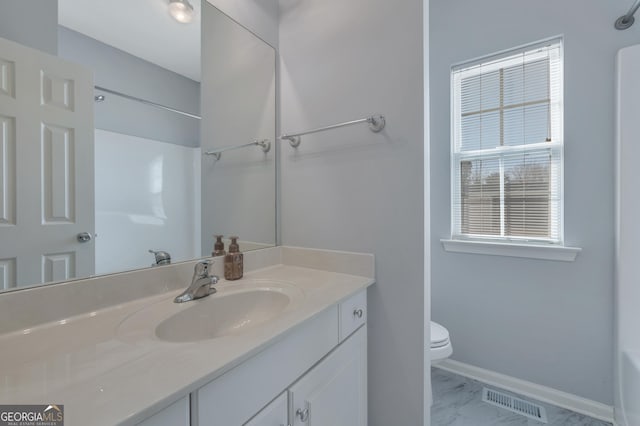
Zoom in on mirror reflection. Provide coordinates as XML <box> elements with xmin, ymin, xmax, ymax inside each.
<box><xmin>0</xmin><ymin>0</ymin><xmax>276</xmax><ymax>291</ymax></box>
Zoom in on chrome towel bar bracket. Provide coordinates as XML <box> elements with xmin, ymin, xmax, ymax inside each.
<box><xmin>203</xmin><ymin>139</ymin><xmax>271</xmax><ymax>161</ymax></box>
<box><xmin>615</xmin><ymin>0</ymin><xmax>640</xmax><ymax>29</ymax></box>
<box><xmin>280</xmin><ymin>114</ymin><xmax>386</xmax><ymax>147</ymax></box>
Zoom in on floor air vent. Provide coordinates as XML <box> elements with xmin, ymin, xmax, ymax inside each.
<box><xmin>482</xmin><ymin>387</ymin><xmax>548</xmax><ymax>423</ymax></box>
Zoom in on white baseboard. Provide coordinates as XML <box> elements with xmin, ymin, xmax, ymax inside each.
<box><xmin>435</xmin><ymin>359</ymin><xmax>614</xmax><ymax>424</ymax></box>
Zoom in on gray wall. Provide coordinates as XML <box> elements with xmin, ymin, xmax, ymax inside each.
<box><xmin>58</xmin><ymin>27</ymin><xmax>200</xmax><ymax>147</ymax></box>
<box><xmin>0</xmin><ymin>0</ymin><xmax>57</xmax><ymax>55</ymax></box>
<box><xmin>431</xmin><ymin>0</ymin><xmax>640</xmax><ymax>405</ymax></box>
<box><xmin>279</xmin><ymin>0</ymin><xmax>428</xmax><ymax>424</ymax></box>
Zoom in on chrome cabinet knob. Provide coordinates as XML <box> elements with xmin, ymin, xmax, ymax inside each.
<box><xmin>353</xmin><ymin>308</ymin><xmax>364</xmax><ymax>318</ymax></box>
<box><xmin>296</xmin><ymin>408</ymin><xmax>309</xmax><ymax>422</ymax></box>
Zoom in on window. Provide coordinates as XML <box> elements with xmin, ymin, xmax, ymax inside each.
<box><xmin>451</xmin><ymin>39</ymin><xmax>563</xmax><ymax>244</ymax></box>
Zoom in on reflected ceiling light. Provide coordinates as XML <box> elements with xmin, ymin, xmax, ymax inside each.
<box><xmin>168</xmin><ymin>0</ymin><xmax>194</xmax><ymax>24</ymax></box>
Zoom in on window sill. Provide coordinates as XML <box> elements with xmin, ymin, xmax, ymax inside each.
<box><xmin>440</xmin><ymin>239</ymin><xmax>581</xmax><ymax>262</ymax></box>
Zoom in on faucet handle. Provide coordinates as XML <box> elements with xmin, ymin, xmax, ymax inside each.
<box><xmin>210</xmin><ymin>275</ymin><xmax>219</xmax><ymax>288</ymax></box>
<box><xmin>193</xmin><ymin>260</ymin><xmax>212</xmax><ymax>277</ymax></box>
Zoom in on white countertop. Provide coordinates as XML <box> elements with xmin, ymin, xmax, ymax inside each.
<box><xmin>0</xmin><ymin>247</ymin><xmax>374</xmax><ymax>426</ymax></box>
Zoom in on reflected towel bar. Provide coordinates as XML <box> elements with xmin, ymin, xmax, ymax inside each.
<box><xmin>203</xmin><ymin>139</ymin><xmax>271</xmax><ymax>161</ymax></box>
<box><xmin>94</xmin><ymin>86</ymin><xmax>201</xmax><ymax>120</ymax></box>
<box><xmin>615</xmin><ymin>0</ymin><xmax>640</xmax><ymax>29</ymax></box>
<box><xmin>280</xmin><ymin>114</ymin><xmax>386</xmax><ymax>147</ymax></box>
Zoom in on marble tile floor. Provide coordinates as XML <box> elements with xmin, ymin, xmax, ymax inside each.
<box><xmin>431</xmin><ymin>367</ymin><xmax>612</xmax><ymax>426</ymax></box>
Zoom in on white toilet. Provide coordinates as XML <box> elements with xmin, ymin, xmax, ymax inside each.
<box><xmin>429</xmin><ymin>321</ymin><xmax>452</xmax><ymax>405</ymax></box>
<box><xmin>430</xmin><ymin>321</ymin><xmax>453</xmax><ymax>363</ymax></box>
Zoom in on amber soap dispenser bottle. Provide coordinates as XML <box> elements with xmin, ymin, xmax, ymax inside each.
<box><xmin>212</xmin><ymin>235</ymin><xmax>226</xmax><ymax>257</ymax></box>
<box><xmin>224</xmin><ymin>236</ymin><xmax>243</xmax><ymax>280</ymax></box>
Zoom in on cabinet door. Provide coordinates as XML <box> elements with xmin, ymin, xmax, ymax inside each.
<box><xmin>136</xmin><ymin>396</ymin><xmax>190</xmax><ymax>426</ymax></box>
<box><xmin>289</xmin><ymin>327</ymin><xmax>366</xmax><ymax>426</ymax></box>
<box><xmin>244</xmin><ymin>392</ymin><xmax>288</xmax><ymax>426</ymax></box>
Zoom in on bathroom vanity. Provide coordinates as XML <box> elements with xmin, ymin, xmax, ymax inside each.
<box><xmin>0</xmin><ymin>247</ymin><xmax>374</xmax><ymax>425</ymax></box>
<box><xmin>143</xmin><ymin>289</ymin><xmax>367</xmax><ymax>426</ymax></box>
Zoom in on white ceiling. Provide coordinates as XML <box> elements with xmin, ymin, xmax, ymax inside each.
<box><xmin>58</xmin><ymin>0</ymin><xmax>201</xmax><ymax>81</ymax></box>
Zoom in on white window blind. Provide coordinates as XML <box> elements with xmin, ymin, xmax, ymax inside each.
<box><xmin>451</xmin><ymin>39</ymin><xmax>563</xmax><ymax>244</ymax></box>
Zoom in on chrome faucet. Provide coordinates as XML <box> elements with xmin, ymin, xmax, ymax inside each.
<box><xmin>149</xmin><ymin>249</ymin><xmax>171</xmax><ymax>266</ymax></box>
<box><xmin>174</xmin><ymin>260</ymin><xmax>219</xmax><ymax>303</ymax></box>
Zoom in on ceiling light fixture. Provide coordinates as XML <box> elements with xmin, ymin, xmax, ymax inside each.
<box><xmin>168</xmin><ymin>0</ymin><xmax>194</xmax><ymax>24</ymax></box>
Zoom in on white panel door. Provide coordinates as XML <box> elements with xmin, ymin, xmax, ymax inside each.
<box><xmin>289</xmin><ymin>327</ymin><xmax>367</xmax><ymax>426</ymax></box>
<box><xmin>0</xmin><ymin>36</ymin><xmax>94</xmax><ymax>289</ymax></box>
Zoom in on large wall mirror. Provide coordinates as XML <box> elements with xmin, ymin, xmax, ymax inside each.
<box><xmin>0</xmin><ymin>0</ymin><xmax>277</xmax><ymax>292</ymax></box>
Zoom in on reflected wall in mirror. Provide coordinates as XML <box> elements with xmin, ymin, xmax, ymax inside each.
<box><xmin>0</xmin><ymin>0</ymin><xmax>276</xmax><ymax>292</ymax></box>
<box><xmin>201</xmin><ymin>3</ymin><xmax>276</xmax><ymax>256</ymax></box>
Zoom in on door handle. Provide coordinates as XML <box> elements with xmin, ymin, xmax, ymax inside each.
<box><xmin>77</xmin><ymin>232</ymin><xmax>93</xmax><ymax>243</ymax></box>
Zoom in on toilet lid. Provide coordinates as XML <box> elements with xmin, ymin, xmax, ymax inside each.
<box><xmin>431</xmin><ymin>321</ymin><xmax>450</xmax><ymax>348</ymax></box>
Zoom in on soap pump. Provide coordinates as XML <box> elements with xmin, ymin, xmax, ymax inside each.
<box><xmin>212</xmin><ymin>235</ymin><xmax>226</xmax><ymax>257</ymax></box>
<box><xmin>224</xmin><ymin>236</ymin><xmax>243</xmax><ymax>280</ymax></box>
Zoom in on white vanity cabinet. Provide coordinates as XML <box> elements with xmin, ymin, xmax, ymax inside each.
<box><xmin>244</xmin><ymin>392</ymin><xmax>288</xmax><ymax>426</ymax></box>
<box><xmin>190</xmin><ymin>290</ymin><xmax>367</xmax><ymax>426</ymax></box>
<box><xmin>136</xmin><ymin>396</ymin><xmax>190</xmax><ymax>426</ymax></box>
<box><xmin>289</xmin><ymin>327</ymin><xmax>367</xmax><ymax>426</ymax></box>
<box><xmin>243</xmin><ymin>327</ymin><xmax>366</xmax><ymax>426</ymax></box>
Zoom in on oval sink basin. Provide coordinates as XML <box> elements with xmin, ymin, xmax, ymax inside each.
<box><xmin>116</xmin><ymin>279</ymin><xmax>304</xmax><ymax>344</ymax></box>
<box><xmin>155</xmin><ymin>288</ymin><xmax>291</xmax><ymax>343</ymax></box>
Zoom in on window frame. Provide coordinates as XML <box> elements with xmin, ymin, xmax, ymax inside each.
<box><xmin>449</xmin><ymin>37</ymin><xmax>565</xmax><ymax>246</ymax></box>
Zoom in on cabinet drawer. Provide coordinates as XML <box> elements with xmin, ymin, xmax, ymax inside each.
<box><xmin>339</xmin><ymin>290</ymin><xmax>366</xmax><ymax>341</ymax></box>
